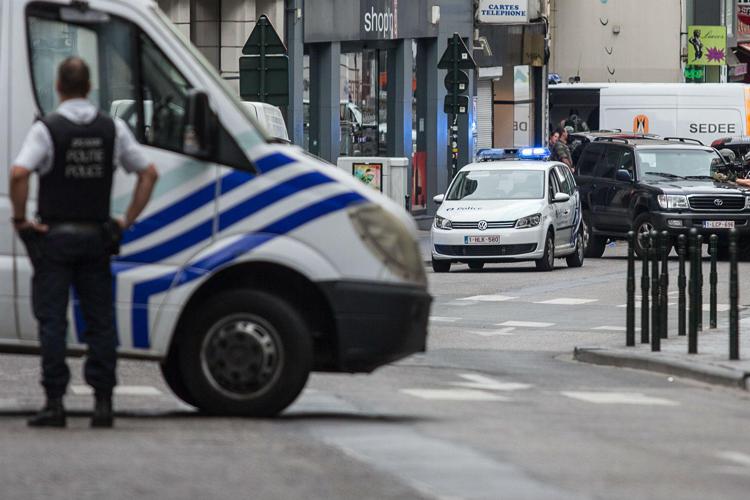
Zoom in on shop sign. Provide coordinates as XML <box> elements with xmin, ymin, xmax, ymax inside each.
<box><xmin>360</xmin><ymin>0</ymin><xmax>397</xmax><ymax>40</ymax></box>
<box><xmin>739</xmin><ymin>0</ymin><xmax>750</xmax><ymax>38</ymax></box>
<box><xmin>477</xmin><ymin>1</ymin><xmax>529</xmax><ymax>24</ymax></box>
<box><xmin>687</xmin><ymin>25</ymin><xmax>727</xmax><ymax>66</ymax></box>
<box><xmin>683</xmin><ymin>67</ymin><xmax>705</xmax><ymax>80</ymax></box>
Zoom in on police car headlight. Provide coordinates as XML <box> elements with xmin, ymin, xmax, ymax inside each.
<box><xmin>515</xmin><ymin>214</ymin><xmax>542</xmax><ymax>229</ymax></box>
<box><xmin>434</xmin><ymin>215</ymin><xmax>452</xmax><ymax>230</ymax></box>
<box><xmin>349</xmin><ymin>205</ymin><xmax>427</xmax><ymax>285</ymax></box>
<box><xmin>658</xmin><ymin>195</ymin><xmax>689</xmax><ymax>210</ymax></box>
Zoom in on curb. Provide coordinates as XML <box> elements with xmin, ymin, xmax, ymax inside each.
<box><xmin>574</xmin><ymin>347</ymin><xmax>750</xmax><ymax>390</ymax></box>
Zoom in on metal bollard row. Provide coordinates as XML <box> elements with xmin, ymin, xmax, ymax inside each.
<box><xmin>625</xmin><ymin>228</ymin><xmax>741</xmax><ymax>360</ymax></box>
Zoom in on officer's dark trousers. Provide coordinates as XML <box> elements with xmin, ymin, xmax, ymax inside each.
<box><xmin>23</xmin><ymin>225</ymin><xmax>117</xmax><ymax>399</ymax></box>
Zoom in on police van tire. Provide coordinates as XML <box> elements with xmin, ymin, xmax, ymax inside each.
<box><xmin>583</xmin><ymin>212</ymin><xmax>606</xmax><ymax>258</ymax></box>
<box><xmin>432</xmin><ymin>259</ymin><xmax>451</xmax><ymax>273</ymax></box>
<box><xmin>179</xmin><ymin>289</ymin><xmax>312</xmax><ymax>417</ymax></box>
<box><xmin>160</xmin><ymin>351</ymin><xmax>199</xmax><ymax>408</ymax></box>
<box><xmin>535</xmin><ymin>230</ymin><xmax>555</xmax><ymax>271</ymax></box>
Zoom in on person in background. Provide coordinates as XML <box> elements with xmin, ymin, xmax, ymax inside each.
<box><xmin>550</xmin><ymin>126</ymin><xmax>573</xmax><ymax>171</ymax></box>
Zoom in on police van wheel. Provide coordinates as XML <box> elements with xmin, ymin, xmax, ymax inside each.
<box><xmin>160</xmin><ymin>351</ymin><xmax>199</xmax><ymax>408</ymax></box>
<box><xmin>179</xmin><ymin>290</ymin><xmax>312</xmax><ymax>417</ymax></box>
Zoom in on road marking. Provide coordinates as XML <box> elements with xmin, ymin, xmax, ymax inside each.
<box><xmin>452</xmin><ymin>373</ymin><xmax>532</xmax><ymax>391</ymax></box>
<box><xmin>429</xmin><ymin>316</ymin><xmax>461</xmax><ymax>323</ymax></box>
<box><xmin>535</xmin><ymin>298</ymin><xmax>598</xmax><ymax>305</ymax></box>
<box><xmin>592</xmin><ymin>326</ymin><xmax>628</xmax><ymax>332</ymax></box>
<box><xmin>445</xmin><ymin>300</ymin><xmax>479</xmax><ymax>307</ymax></box>
<box><xmin>703</xmin><ymin>304</ymin><xmax>730</xmax><ymax>312</ymax></box>
<box><xmin>400</xmin><ymin>388</ymin><xmax>509</xmax><ymax>401</ymax></box>
<box><xmin>71</xmin><ymin>385</ymin><xmax>163</xmax><ymax>396</ymax></box>
<box><xmin>466</xmin><ymin>327</ymin><xmax>516</xmax><ymax>337</ymax></box>
<box><xmin>459</xmin><ymin>294</ymin><xmax>517</xmax><ymax>302</ymax></box>
<box><xmin>560</xmin><ymin>391</ymin><xmax>679</xmax><ymax>406</ymax></box>
<box><xmin>716</xmin><ymin>451</ymin><xmax>750</xmax><ymax>468</ymax></box>
<box><xmin>497</xmin><ymin>320</ymin><xmax>555</xmax><ymax>328</ymax></box>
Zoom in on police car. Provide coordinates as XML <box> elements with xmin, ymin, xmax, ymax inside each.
<box><xmin>431</xmin><ymin>148</ymin><xmax>585</xmax><ymax>272</ymax></box>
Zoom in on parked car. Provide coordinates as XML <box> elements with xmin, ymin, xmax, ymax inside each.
<box><xmin>574</xmin><ymin>136</ymin><xmax>750</xmax><ymax>258</ymax></box>
<box><xmin>431</xmin><ymin>148</ymin><xmax>585</xmax><ymax>272</ymax></box>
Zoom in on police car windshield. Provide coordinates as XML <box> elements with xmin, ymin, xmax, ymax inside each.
<box><xmin>446</xmin><ymin>170</ymin><xmax>545</xmax><ymax>201</ymax></box>
<box><xmin>637</xmin><ymin>149</ymin><xmax>724</xmax><ymax>180</ymax></box>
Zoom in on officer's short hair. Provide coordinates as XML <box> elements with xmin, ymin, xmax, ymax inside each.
<box><xmin>57</xmin><ymin>57</ymin><xmax>90</xmax><ymax>97</ymax></box>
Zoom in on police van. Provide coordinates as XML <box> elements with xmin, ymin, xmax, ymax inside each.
<box><xmin>0</xmin><ymin>0</ymin><xmax>430</xmax><ymax>416</ymax></box>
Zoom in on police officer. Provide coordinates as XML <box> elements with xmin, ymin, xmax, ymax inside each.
<box><xmin>549</xmin><ymin>126</ymin><xmax>573</xmax><ymax>170</ymax></box>
<box><xmin>10</xmin><ymin>57</ymin><xmax>159</xmax><ymax>428</ymax></box>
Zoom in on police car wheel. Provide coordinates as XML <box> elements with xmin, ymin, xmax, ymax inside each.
<box><xmin>432</xmin><ymin>259</ymin><xmax>451</xmax><ymax>273</ymax></box>
<box><xmin>535</xmin><ymin>231</ymin><xmax>555</xmax><ymax>272</ymax></box>
<box><xmin>566</xmin><ymin>227</ymin><xmax>585</xmax><ymax>268</ymax></box>
<box><xmin>179</xmin><ymin>289</ymin><xmax>312</xmax><ymax>417</ymax></box>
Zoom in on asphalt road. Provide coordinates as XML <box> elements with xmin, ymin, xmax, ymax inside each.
<box><xmin>3</xmin><ymin>245</ymin><xmax>750</xmax><ymax>500</ymax></box>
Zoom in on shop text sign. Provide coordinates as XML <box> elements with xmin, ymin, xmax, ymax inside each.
<box><xmin>361</xmin><ymin>0</ymin><xmax>398</xmax><ymax>40</ymax></box>
<box><xmin>477</xmin><ymin>0</ymin><xmax>529</xmax><ymax>24</ymax></box>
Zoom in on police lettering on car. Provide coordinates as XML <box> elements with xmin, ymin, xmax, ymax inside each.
<box><xmin>10</xmin><ymin>57</ymin><xmax>159</xmax><ymax>428</ymax></box>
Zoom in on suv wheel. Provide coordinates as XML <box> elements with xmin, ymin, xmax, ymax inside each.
<box><xmin>536</xmin><ymin>230</ymin><xmax>555</xmax><ymax>271</ymax></box>
<box><xmin>583</xmin><ymin>211</ymin><xmax>606</xmax><ymax>258</ymax></box>
<box><xmin>633</xmin><ymin>213</ymin><xmax>656</xmax><ymax>258</ymax></box>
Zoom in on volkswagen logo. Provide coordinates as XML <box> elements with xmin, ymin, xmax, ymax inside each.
<box><xmin>714</xmin><ymin>199</ymin><xmax>724</xmax><ymax>207</ymax></box>
<box><xmin>477</xmin><ymin>220</ymin><xmax>488</xmax><ymax>231</ymax></box>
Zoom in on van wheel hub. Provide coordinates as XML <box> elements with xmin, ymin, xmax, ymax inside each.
<box><xmin>200</xmin><ymin>315</ymin><xmax>282</xmax><ymax>399</ymax></box>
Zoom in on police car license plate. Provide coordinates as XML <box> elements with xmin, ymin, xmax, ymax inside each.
<box><xmin>465</xmin><ymin>236</ymin><xmax>500</xmax><ymax>245</ymax></box>
<box><xmin>703</xmin><ymin>221</ymin><xmax>735</xmax><ymax>229</ymax></box>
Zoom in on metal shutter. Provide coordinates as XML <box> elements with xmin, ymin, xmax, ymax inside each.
<box><xmin>477</xmin><ymin>79</ymin><xmax>493</xmax><ymax>149</ymax></box>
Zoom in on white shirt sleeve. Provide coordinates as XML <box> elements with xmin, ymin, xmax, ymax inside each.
<box><xmin>12</xmin><ymin>122</ymin><xmax>54</xmax><ymax>175</ymax></box>
<box><xmin>114</xmin><ymin>118</ymin><xmax>150</xmax><ymax>173</ymax></box>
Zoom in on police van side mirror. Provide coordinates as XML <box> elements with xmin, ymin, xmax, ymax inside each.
<box><xmin>184</xmin><ymin>90</ymin><xmax>218</xmax><ymax>158</ymax></box>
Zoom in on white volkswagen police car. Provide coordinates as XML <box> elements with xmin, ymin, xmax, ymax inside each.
<box><xmin>431</xmin><ymin>148</ymin><xmax>585</xmax><ymax>272</ymax></box>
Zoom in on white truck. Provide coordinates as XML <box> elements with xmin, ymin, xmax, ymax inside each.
<box><xmin>0</xmin><ymin>0</ymin><xmax>430</xmax><ymax>416</ymax></box>
<box><xmin>549</xmin><ymin>83</ymin><xmax>750</xmax><ymax>145</ymax></box>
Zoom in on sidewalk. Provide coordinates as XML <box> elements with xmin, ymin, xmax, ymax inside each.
<box><xmin>575</xmin><ymin>321</ymin><xmax>750</xmax><ymax>390</ymax></box>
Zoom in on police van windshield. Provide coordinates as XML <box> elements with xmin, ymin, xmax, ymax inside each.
<box><xmin>637</xmin><ymin>149</ymin><xmax>724</xmax><ymax>180</ymax></box>
<box><xmin>447</xmin><ymin>170</ymin><xmax>545</xmax><ymax>201</ymax></box>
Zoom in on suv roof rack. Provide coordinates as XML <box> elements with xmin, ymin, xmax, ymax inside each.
<box><xmin>593</xmin><ymin>137</ymin><xmax>629</xmax><ymax>144</ymax></box>
<box><xmin>663</xmin><ymin>137</ymin><xmax>705</xmax><ymax>146</ymax></box>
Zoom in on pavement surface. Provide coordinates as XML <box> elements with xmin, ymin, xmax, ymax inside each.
<box><xmin>4</xmin><ymin>239</ymin><xmax>750</xmax><ymax>499</ymax></box>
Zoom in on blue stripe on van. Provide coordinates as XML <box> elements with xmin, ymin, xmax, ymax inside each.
<box><xmin>119</xmin><ymin>171</ymin><xmax>335</xmax><ymax>264</ymax></box>
<box><xmin>255</xmin><ymin>152</ymin><xmax>295</xmax><ymax>173</ymax></box>
<box><xmin>129</xmin><ymin>191</ymin><xmax>367</xmax><ymax>348</ymax></box>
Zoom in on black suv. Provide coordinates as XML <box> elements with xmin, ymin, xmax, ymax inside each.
<box><xmin>574</xmin><ymin>137</ymin><xmax>750</xmax><ymax>258</ymax></box>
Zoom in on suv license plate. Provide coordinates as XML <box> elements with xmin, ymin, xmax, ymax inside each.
<box><xmin>703</xmin><ymin>221</ymin><xmax>735</xmax><ymax>229</ymax></box>
<box><xmin>465</xmin><ymin>236</ymin><xmax>500</xmax><ymax>245</ymax></box>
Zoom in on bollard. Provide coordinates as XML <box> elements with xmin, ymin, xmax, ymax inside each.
<box><xmin>688</xmin><ymin>228</ymin><xmax>698</xmax><ymax>354</ymax></box>
<box><xmin>697</xmin><ymin>235</ymin><xmax>704</xmax><ymax>331</ymax></box>
<box><xmin>660</xmin><ymin>231</ymin><xmax>669</xmax><ymax>338</ymax></box>
<box><xmin>626</xmin><ymin>231</ymin><xmax>636</xmax><ymax>347</ymax></box>
<box><xmin>729</xmin><ymin>229</ymin><xmax>740</xmax><ymax>360</ymax></box>
<box><xmin>709</xmin><ymin>234</ymin><xmax>718</xmax><ymax>329</ymax></box>
<box><xmin>641</xmin><ymin>231</ymin><xmax>650</xmax><ymax>344</ymax></box>
<box><xmin>678</xmin><ymin>234</ymin><xmax>687</xmax><ymax>336</ymax></box>
<box><xmin>651</xmin><ymin>231</ymin><xmax>661</xmax><ymax>351</ymax></box>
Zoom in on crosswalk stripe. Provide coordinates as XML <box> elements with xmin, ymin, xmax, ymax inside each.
<box><xmin>560</xmin><ymin>391</ymin><xmax>679</xmax><ymax>406</ymax></box>
<box><xmin>429</xmin><ymin>316</ymin><xmax>461</xmax><ymax>323</ymax></box>
<box><xmin>459</xmin><ymin>295</ymin><xmax>517</xmax><ymax>302</ymax></box>
<box><xmin>70</xmin><ymin>385</ymin><xmax>163</xmax><ymax>396</ymax></box>
<box><xmin>716</xmin><ymin>451</ymin><xmax>750</xmax><ymax>468</ymax></box>
<box><xmin>453</xmin><ymin>374</ymin><xmax>532</xmax><ymax>391</ymax></box>
<box><xmin>497</xmin><ymin>320</ymin><xmax>555</xmax><ymax>328</ymax></box>
<box><xmin>535</xmin><ymin>298</ymin><xmax>598</xmax><ymax>305</ymax></box>
<box><xmin>466</xmin><ymin>327</ymin><xmax>516</xmax><ymax>336</ymax></box>
<box><xmin>400</xmin><ymin>389</ymin><xmax>508</xmax><ymax>401</ymax></box>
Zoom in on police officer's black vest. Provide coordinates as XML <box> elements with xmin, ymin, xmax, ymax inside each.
<box><xmin>38</xmin><ymin>112</ymin><xmax>115</xmax><ymax>223</ymax></box>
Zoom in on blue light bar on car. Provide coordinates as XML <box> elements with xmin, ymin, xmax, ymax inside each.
<box><xmin>518</xmin><ymin>147</ymin><xmax>551</xmax><ymax>159</ymax></box>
